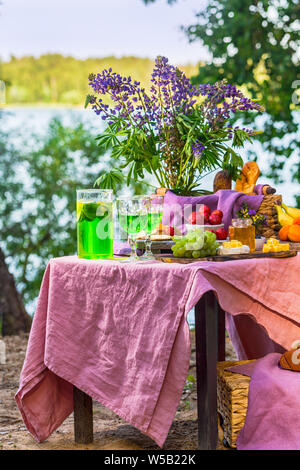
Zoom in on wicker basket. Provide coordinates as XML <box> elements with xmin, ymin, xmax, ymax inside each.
<box><xmin>256</xmin><ymin>194</ymin><xmax>282</xmax><ymax>239</ymax></box>
<box><xmin>217</xmin><ymin>360</ymin><xmax>256</xmax><ymax>448</ymax></box>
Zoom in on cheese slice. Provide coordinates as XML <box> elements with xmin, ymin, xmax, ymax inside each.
<box><xmin>218</xmin><ymin>245</ymin><xmax>250</xmax><ymax>255</ymax></box>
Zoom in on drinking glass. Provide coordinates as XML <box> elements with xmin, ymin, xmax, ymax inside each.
<box><xmin>140</xmin><ymin>195</ymin><xmax>164</xmax><ymax>260</ymax></box>
<box><xmin>77</xmin><ymin>189</ymin><xmax>113</xmax><ymax>259</ymax></box>
<box><xmin>116</xmin><ymin>195</ymin><xmax>149</xmax><ymax>262</ymax></box>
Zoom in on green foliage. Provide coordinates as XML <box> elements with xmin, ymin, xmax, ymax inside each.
<box><xmin>94</xmin><ymin>169</ymin><xmax>125</xmax><ymax>189</ymax></box>
<box><xmin>0</xmin><ymin>114</ymin><xmax>150</xmax><ymax>309</ymax></box>
<box><xmin>184</xmin><ymin>0</ymin><xmax>300</xmax><ymax>197</ymax></box>
<box><xmin>0</xmin><ymin>117</ymin><xmax>109</xmax><ymax>307</ymax></box>
<box><xmin>142</xmin><ymin>0</ymin><xmax>300</xmax><ymax>203</ymax></box>
<box><xmin>92</xmin><ymin>100</ymin><xmax>258</xmax><ymax>195</ymax></box>
<box><xmin>0</xmin><ymin>54</ymin><xmax>199</xmax><ymax>106</ymax></box>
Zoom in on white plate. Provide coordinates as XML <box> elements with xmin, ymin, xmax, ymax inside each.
<box><xmin>216</xmin><ymin>237</ymin><xmax>266</xmax><ymax>249</ymax></box>
<box><xmin>255</xmin><ymin>237</ymin><xmax>266</xmax><ymax>251</ymax></box>
<box><xmin>185</xmin><ymin>223</ymin><xmax>224</xmax><ymax>233</ymax></box>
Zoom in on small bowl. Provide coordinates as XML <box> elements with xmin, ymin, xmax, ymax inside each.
<box><xmin>255</xmin><ymin>237</ymin><xmax>266</xmax><ymax>251</ymax></box>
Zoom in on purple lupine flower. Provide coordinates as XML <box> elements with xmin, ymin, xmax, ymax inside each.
<box><xmin>87</xmin><ymin>56</ymin><xmax>264</xmax><ymax>186</ymax></box>
<box><xmin>248</xmin><ymin>209</ymin><xmax>257</xmax><ymax>216</ymax></box>
<box><xmin>191</xmin><ymin>140</ymin><xmax>205</xmax><ymax>159</ymax></box>
<box><xmin>198</xmin><ymin>79</ymin><xmax>264</xmax><ymax>130</ymax></box>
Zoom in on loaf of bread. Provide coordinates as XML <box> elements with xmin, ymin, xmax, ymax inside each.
<box><xmin>280</xmin><ymin>341</ymin><xmax>300</xmax><ymax>372</ymax></box>
<box><xmin>235</xmin><ymin>161</ymin><xmax>260</xmax><ymax>194</ymax></box>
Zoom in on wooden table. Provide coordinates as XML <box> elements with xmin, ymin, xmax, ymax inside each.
<box><xmin>72</xmin><ymin>247</ymin><xmax>299</xmax><ymax>448</ymax></box>
<box><xmin>73</xmin><ymin>290</ymin><xmax>225</xmax><ymax>450</ymax></box>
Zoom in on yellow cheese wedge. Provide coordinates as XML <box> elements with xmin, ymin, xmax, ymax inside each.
<box><xmin>263</xmin><ymin>242</ymin><xmax>289</xmax><ymax>253</ymax></box>
<box><xmin>231</xmin><ymin>240</ymin><xmax>243</xmax><ymax>248</ymax></box>
<box><xmin>222</xmin><ymin>241</ymin><xmax>232</xmax><ymax>248</ymax></box>
<box><xmin>274</xmin><ymin>244</ymin><xmax>290</xmax><ymax>252</ymax></box>
<box><xmin>280</xmin><ymin>244</ymin><xmax>290</xmax><ymax>251</ymax></box>
<box><xmin>223</xmin><ymin>240</ymin><xmax>243</xmax><ymax>249</ymax></box>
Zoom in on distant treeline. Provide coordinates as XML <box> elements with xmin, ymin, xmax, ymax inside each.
<box><xmin>0</xmin><ymin>54</ymin><xmax>200</xmax><ymax>106</ymax></box>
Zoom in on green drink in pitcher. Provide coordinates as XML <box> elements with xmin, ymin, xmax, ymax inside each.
<box><xmin>77</xmin><ymin>189</ymin><xmax>113</xmax><ymax>259</ymax></box>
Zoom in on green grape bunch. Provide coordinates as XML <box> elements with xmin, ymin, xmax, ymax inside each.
<box><xmin>171</xmin><ymin>228</ymin><xmax>220</xmax><ymax>259</ymax></box>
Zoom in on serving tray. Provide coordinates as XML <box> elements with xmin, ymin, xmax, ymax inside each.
<box><xmin>156</xmin><ymin>250</ymin><xmax>297</xmax><ymax>263</ymax></box>
<box><xmin>136</xmin><ymin>239</ymin><xmax>300</xmax><ymax>253</ymax></box>
<box><xmin>136</xmin><ymin>239</ymin><xmax>174</xmax><ymax>254</ymax></box>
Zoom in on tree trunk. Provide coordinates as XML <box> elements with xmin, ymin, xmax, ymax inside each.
<box><xmin>0</xmin><ymin>248</ymin><xmax>31</xmax><ymax>336</ymax></box>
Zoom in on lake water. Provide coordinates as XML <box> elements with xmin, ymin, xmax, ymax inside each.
<box><xmin>3</xmin><ymin>106</ymin><xmax>299</xmax><ymax>205</ymax></box>
<box><xmin>1</xmin><ymin>107</ymin><xmax>299</xmax><ymax>324</ymax></box>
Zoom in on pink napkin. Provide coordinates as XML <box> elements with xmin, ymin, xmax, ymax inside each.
<box><xmin>15</xmin><ymin>254</ymin><xmax>300</xmax><ymax>447</ymax></box>
<box><xmin>162</xmin><ymin>189</ymin><xmax>265</xmax><ymax>231</ymax></box>
<box><xmin>233</xmin><ymin>353</ymin><xmax>300</xmax><ymax>450</ymax></box>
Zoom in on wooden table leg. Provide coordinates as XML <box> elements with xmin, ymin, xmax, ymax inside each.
<box><xmin>195</xmin><ymin>290</ymin><xmax>224</xmax><ymax>450</ymax></box>
<box><xmin>217</xmin><ymin>303</ymin><xmax>226</xmax><ymax>361</ymax></box>
<box><xmin>73</xmin><ymin>386</ymin><xmax>93</xmax><ymax>444</ymax></box>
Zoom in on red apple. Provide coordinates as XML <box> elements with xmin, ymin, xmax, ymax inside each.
<box><xmin>211</xmin><ymin>209</ymin><xmax>223</xmax><ymax>220</ymax></box>
<box><xmin>158</xmin><ymin>225</ymin><xmax>175</xmax><ymax>236</ymax></box>
<box><xmin>187</xmin><ymin>211</ymin><xmax>203</xmax><ymax>225</ymax></box>
<box><xmin>208</xmin><ymin>213</ymin><xmax>222</xmax><ymax>225</ymax></box>
<box><xmin>216</xmin><ymin>228</ymin><xmax>227</xmax><ymax>240</ymax></box>
<box><xmin>198</xmin><ymin>204</ymin><xmax>211</xmax><ymax>223</ymax></box>
<box><xmin>167</xmin><ymin>226</ymin><xmax>175</xmax><ymax>236</ymax></box>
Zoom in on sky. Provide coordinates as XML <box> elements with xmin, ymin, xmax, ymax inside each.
<box><xmin>0</xmin><ymin>0</ymin><xmax>210</xmax><ymax>65</ymax></box>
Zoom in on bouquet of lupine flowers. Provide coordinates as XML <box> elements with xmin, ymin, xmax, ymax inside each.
<box><xmin>86</xmin><ymin>56</ymin><xmax>264</xmax><ymax>195</ymax></box>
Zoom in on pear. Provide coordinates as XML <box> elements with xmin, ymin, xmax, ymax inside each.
<box><xmin>275</xmin><ymin>204</ymin><xmax>294</xmax><ymax>226</ymax></box>
<box><xmin>282</xmin><ymin>203</ymin><xmax>300</xmax><ymax>219</ymax></box>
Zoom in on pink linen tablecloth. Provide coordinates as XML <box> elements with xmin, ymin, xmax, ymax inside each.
<box><xmin>15</xmin><ymin>254</ymin><xmax>300</xmax><ymax>447</ymax></box>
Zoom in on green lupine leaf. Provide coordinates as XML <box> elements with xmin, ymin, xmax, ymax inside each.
<box><xmin>84</xmin><ymin>95</ymin><xmax>91</xmax><ymax>109</ymax></box>
<box><xmin>126</xmin><ymin>164</ymin><xmax>134</xmax><ymax>186</ymax></box>
<box><xmin>94</xmin><ymin>169</ymin><xmax>125</xmax><ymax>190</ymax></box>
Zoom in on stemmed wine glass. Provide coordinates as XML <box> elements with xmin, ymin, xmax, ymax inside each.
<box><xmin>116</xmin><ymin>195</ymin><xmax>149</xmax><ymax>262</ymax></box>
<box><xmin>139</xmin><ymin>195</ymin><xmax>164</xmax><ymax>260</ymax></box>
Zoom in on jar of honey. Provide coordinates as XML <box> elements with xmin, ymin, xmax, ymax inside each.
<box><xmin>228</xmin><ymin>218</ymin><xmax>255</xmax><ymax>252</ymax></box>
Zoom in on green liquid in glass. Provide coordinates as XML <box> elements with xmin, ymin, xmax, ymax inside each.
<box><xmin>77</xmin><ymin>201</ymin><xmax>113</xmax><ymax>259</ymax></box>
<box><xmin>148</xmin><ymin>211</ymin><xmax>163</xmax><ymax>232</ymax></box>
<box><xmin>118</xmin><ymin>213</ymin><xmax>148</xmax><ymax>235</ymax></box>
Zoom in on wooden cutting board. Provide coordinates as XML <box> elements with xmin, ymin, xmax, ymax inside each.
<box><xmin>156</xmin><ymin>250</ymin><xmax>297</xmax><ymax>263</ymax></box>
<box><xmin>136</xmin><ymin>240</ymin><xmax>300</xmax><ymax>254</ymax></box>
<box><xmin>289</xmin><ymin>242</ymin><xmax>300</xmax><ymax>252</ymax></box>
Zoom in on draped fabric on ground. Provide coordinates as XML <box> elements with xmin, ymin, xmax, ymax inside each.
<box><xmin>15</xmin><ymin>255</ymin><xmax>300</xmax><ymax>447</ymax></box>
<box><xmin>228</xmin><ymin>354</ymin><xmax>300</xmax><ymax>450</ymax></box>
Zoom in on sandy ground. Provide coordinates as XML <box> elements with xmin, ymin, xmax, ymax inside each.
<box><xmin>0</xmin><ymin>332</ymin><xmax>237</xmax><ymax>451</ymax></box>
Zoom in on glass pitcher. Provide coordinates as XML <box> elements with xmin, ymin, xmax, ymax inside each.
<box><xmin>76</xmin><ymin>189</ymin><xmax>113</xmax><ymax>259</ymax></box>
